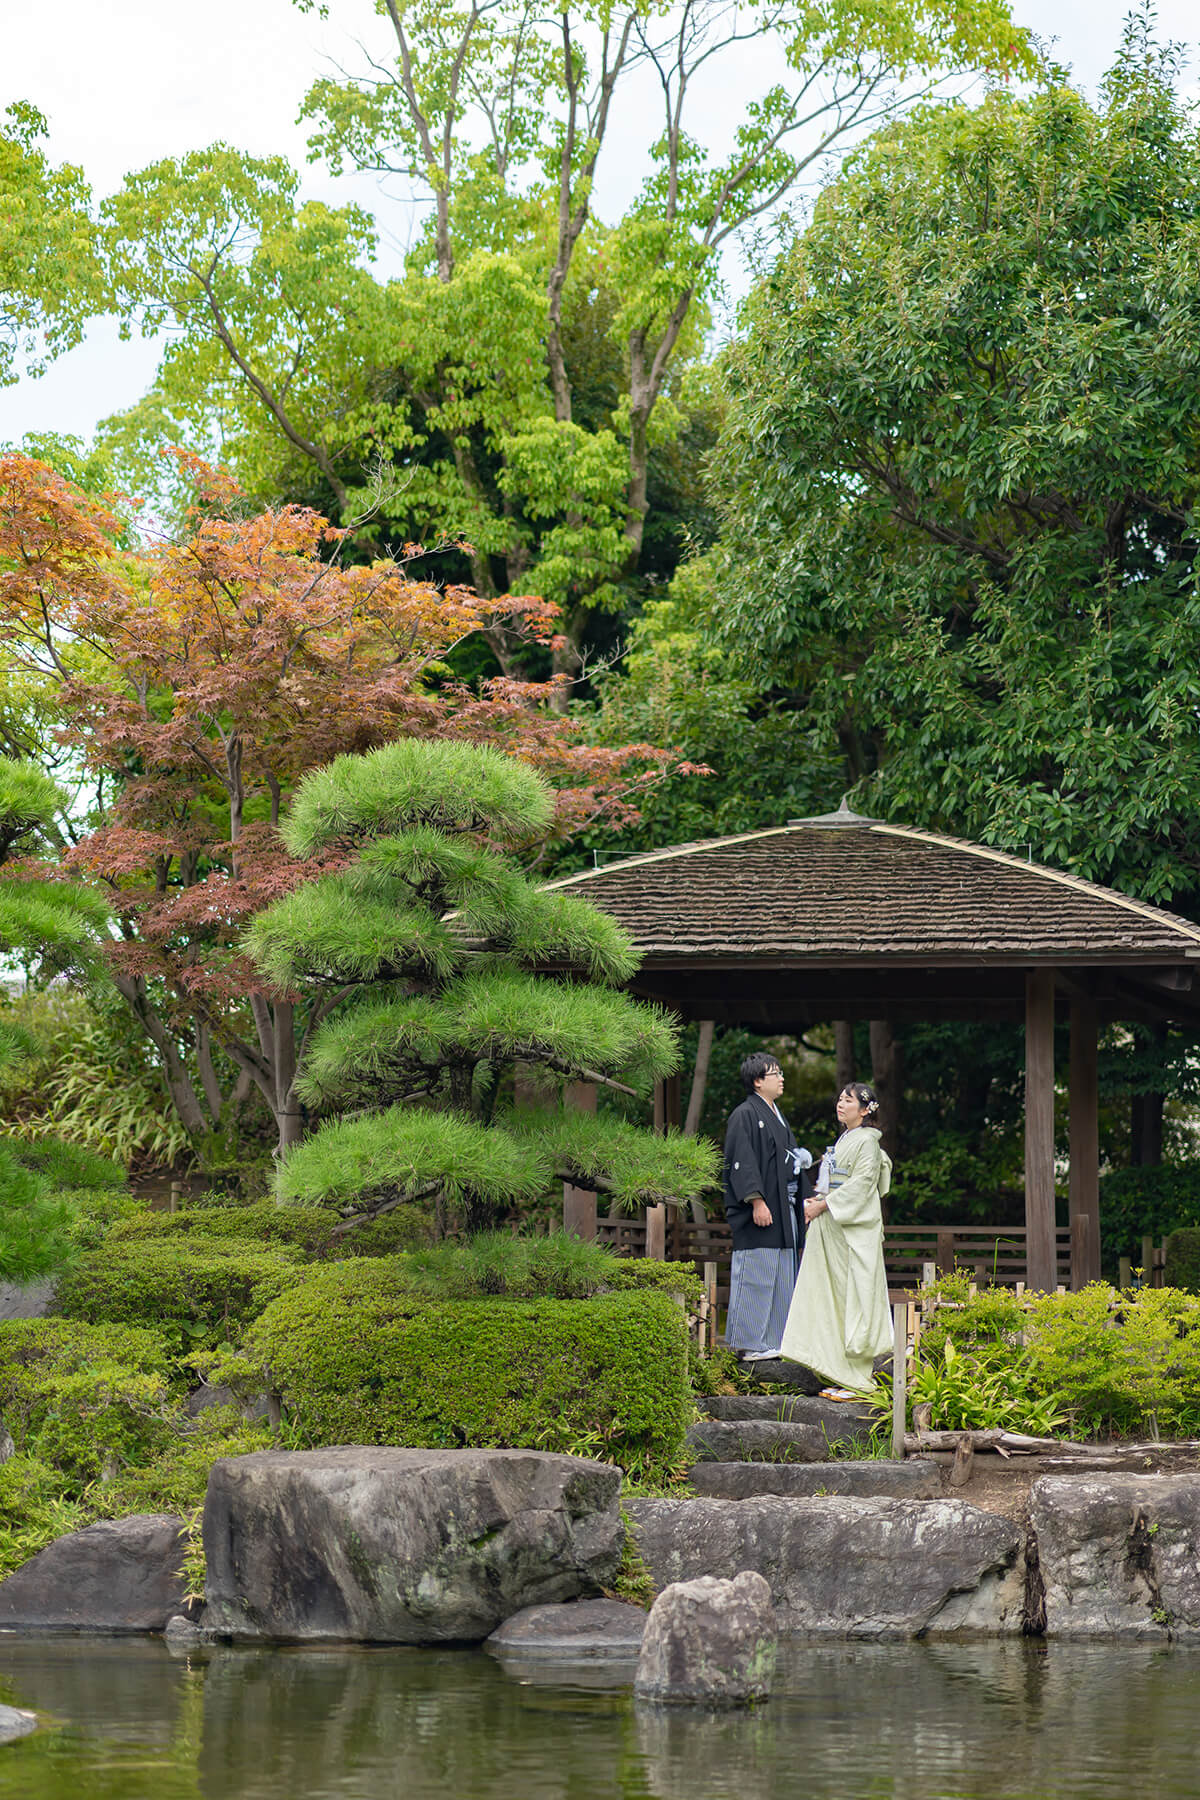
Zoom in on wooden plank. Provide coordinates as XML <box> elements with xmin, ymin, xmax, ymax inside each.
<box><xmin>645</xmin><ymin>1204</ymin><xmax>666</xmax><ymax>1260</ymax></box>
<box><xmin>1025</xmin><ymin>968</ymin><xmax>1058</xmax><ymax>1294</ymax></box>
<box><xmin>891</xmin><ymin>1302</ymin><xmax>907</xmax><ymax>1460</ymax></box>
<box><xmin>562</xmin><ymin>1184</ymin><xmax>597</xmax><ymax>1240</ymax></box>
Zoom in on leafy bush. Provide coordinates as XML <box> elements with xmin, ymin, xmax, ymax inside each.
<box><xmin>0</xmin><ymin>1144</ymin><xmax>73</xmax><ymax>1282</ymax></box>
<box><xmin>331</xmin><ymin>1206</ymin><xmax>437</xmax><ymax>1256</ymax></box>
<box><xmin>101</xmin><ymin>1406</ymin><xmax>278</xmax><ymax>1515</ymax></box>
<box><xmin>1165</xmin><ymin>1229</ymin><xmax>1200</xmax><ymax>1292</ymax></box>
<box><xmin>0</xmin><ymin>1455</ymin><xmax>93</xmax><ymax>1579</ymax></box>
<box><xmin>914</xmin><ymin>1274</ymin><xmax>1028</xmax><ymax>1369</ymax></box>
<box><xmin>392</xmin><ymin>1231</ymin><xmax>626</xmax><ymax>1300</ymax></box>
<box><xmin>1025</xmin><ymin>1284</ymin><xmax>1200</xmax><ymax>1439</ymax></box>
<box><xmin>113</xmin><ymin>1203</ymin><xmax>335</xmax><ymax>1255</ymax></box>
<box><xmin>58</xmin><ymin>1186</ymin><xmax>145</xmax><ymax>1250</ymax></box>
<box><xmin>607</xmin><ymin>1257</ymin><xmax>705</xmax><ymax>1308</ymax></box>
<box><xmin>902</xmin><ymin>1338</ymin><xmax>1067</xmax><ymax>1435</ymax></box>
<box><xmin>54</xmin><ymin>1237</ymin><xmax>307</xmax><ymax>1350</ymax></box>
<box><xmin>0</xmin><ymin>1318</ymin><xmax>176</xmax><ymax>1485</ymax></box>
<box><xmin>212</xmin><ymin>1260</ymin><xmax>691</xmax><ymax>1481</ymax></box>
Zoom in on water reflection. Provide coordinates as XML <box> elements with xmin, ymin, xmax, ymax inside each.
<box><xmin>1</xmin><ymin>1635</ymin><xmax>1199</xmax><ymax>1800</ymax></box>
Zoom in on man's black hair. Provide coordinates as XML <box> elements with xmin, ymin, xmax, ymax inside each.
<box><xmin>740</xmin><ymin>1051</ymin><xmax>781</xmax><ymax>1094</ymax></box>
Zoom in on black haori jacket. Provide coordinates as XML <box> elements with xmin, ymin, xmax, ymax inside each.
<box><xmin>721</xmin><ymin>1094</ymin><xmax>807</xmax><ymax>1253</ymax></box>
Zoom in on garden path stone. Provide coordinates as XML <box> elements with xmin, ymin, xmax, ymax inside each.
<box><xmin>627</xmin><ymin>1495</ymin><xmax>1025</xmax><ymax>1637</ymax></box>
<box><xmin>486</xmin><ymin>1598</ymin><xmax>646</xmax><ymax>1658</ymax></box>
<box><xmin>0</xmin><ymin>1514</ymin><xmax>188</xmax><ymax>1632</ymax></box>
<box><xmin>685</xmin><ymin>1420</ymin><xmax>831</xmax><ymax>1463</ymax></box>
<box><xmin>700</xmin><ymin>1393</ymin><xmax>876</xmax><ymax>1442</ymax></box>
<box><xmin>690</xmin><ymin>1460</ymin><xmax>942</xmax><ymax>1500</ymax></box>
<box><xmin>0</xmin><ymin>1280</ymin><xmax>54</xmax><ymax>1322</ymax></box>
<box><xmin>201</xmin><ymin>1446</ymin><xmax>623</xmax><ymax>1644</ymax></box>
<box><xmin>634</xmin><ymin>1571</ymin><xmax>776</xmax><ymax>1707</ymax></box>
<box><xmin>0</xmin><ymin>1704</ymin><xmax>38</xmax><ymax>1745</ymax></box>
<box><xmin>1033</xmin><ymin>1473</ymin><xmax>1200</xmax><ymax>1640</ymax></box>
<box><xmin>729</xmin><ymin>1355</ymin><xmax>823</xmax><ymax>1393</ymax></box>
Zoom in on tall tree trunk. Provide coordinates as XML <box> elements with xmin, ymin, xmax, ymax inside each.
<box><xmin>112</xmin><ymin>972</ymin><xmax>211</xmax><ymax>1142</ymax></box>
<box><xmin>869</xmin><ymin>1018</ymin><xmax>902</xmax><ymax>1158</ymax></box>
<box><xmin>684</xmin><ymin>1020</ymin><xmax>715</xmax><ymax>1137</ymax></box>
<box><xmin>834</xmin><ymin>1020</ymin><xmax>855</xmax><ymax>1095</ymax></box>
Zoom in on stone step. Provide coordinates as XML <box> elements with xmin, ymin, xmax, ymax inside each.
<box><xmin>690</xmin><ymin>1460</ymin><xmax>942</xmax><ymax>1501</ymax></box>
<box><xmin>686</xmin><ymin>1419</ymin><xmax>832</xmax><ymax>1464</ymax></box>
<box><xmin>700</xmin><ymin>1393</ymin><xmax>876</xmax><ymax>1437</ymax></box>
<box><xmin>727</xmin><ymin>1355</ymin><xmax>824</xmax><ymax>1393</ymax></box>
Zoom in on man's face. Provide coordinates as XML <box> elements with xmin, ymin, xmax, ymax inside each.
<box><xmin>755</xmin><ymin>1064</ymin><xmax>784</xmax><ymax>1103</ymax></box>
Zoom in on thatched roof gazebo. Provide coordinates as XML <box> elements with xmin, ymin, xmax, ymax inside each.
<box><xmin>546</xmin><ymin>805</ymin><xmax>1200</xmax><ymax>1292</ymax></box>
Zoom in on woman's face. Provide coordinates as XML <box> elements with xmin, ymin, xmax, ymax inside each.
<box><xmin>836</xmin><ymin>1088</ymin><xmax>867</xmax><ymax>1129</ymax></box>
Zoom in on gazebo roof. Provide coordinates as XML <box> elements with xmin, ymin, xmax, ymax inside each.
<box><xmin>546</xmin><ymin>816</ymin><xmax>1200</xmax><ymax>1026</ymax></box>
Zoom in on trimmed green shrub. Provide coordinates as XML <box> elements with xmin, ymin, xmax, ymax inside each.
<box><xmin>54</xmin><ymin>1237</ymin><xmax>307</xmax><ymax>1350</ymax></box>
<box><xmin>1165</xmin><ymin>1229</ymin><xmax>1200</xmax><ymax>1292</ymax></box>
<box><xmin>214</xmin><ymin>1260</ymin><xmax>691</xmax><ymax>1481</ymax></box>
<box><xmin>0</xmin><ymin>1455</ymin><xmax>93</xmax><ymax>1579</ymax></box>
<box><xmin>608</xmin><ymin>1257</ymin><xmax>705</xmax><ymax>1308</ymax></box>
<box><xmin>391</xmin><ymin>1230</ymin><xmax>625</xmax><ymax>1300</ymax></box>
<box><xmin>0</xmin><ymin>1318</ymin><xmax>176</xmax><ymax>1485</ymax></box>
<box><xmin>1025</xmin><ymin>1284</ymin><xmax>1200</xmax><ymax>1439</ymax></box>
<box><xmin>60</xmin><ymin>1185</ymin><xmax>146</xmax><ymax>1250</ymax></box>
<box><xmin>330</xmin><ymin>1206</ymin><xmax>437</xmax><ymax>1256</ymax></box>
<box><xmin>113</xmin><ymin>1203</ymin><xmax>335</xmax><ymax>1255</ymax></box>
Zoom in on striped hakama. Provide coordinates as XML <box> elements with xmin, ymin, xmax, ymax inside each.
<box><xmin>724</xmin><ymin>1236</ymin><xmax>798</xmax><ymax>1356</ymax></box>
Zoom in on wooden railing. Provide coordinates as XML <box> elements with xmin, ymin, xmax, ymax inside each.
<box><xmin>586</xmin><ymin>1200</ymin><xmax>1075</xmax><ymax>1294</ymax></box>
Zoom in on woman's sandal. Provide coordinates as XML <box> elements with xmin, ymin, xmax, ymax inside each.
<box><xmin>818</xmin><ymin>1387</ymin><xmax>860</xmax><ymax>1402</ymax></box>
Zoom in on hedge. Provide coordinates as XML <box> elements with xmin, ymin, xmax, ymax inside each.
<box><xmin>54</xmin><ymin>1237</ymin><xmax>307</xmax><ymax>1349</ymax></box>
<box><xmin>1099</xmin><ymin>1163</ymin><xmax>1200</xmax><ymax>1263</ymax></box>
<box><xmin>0</xmin><ymin>1317</ymin><xmax>177</xmax><ymax>1484</ymax></box>
<box><xmin>1165</xmin><ymin>1229</ymin><xmax>1200</xmax><ymax>1292</ymax></box>
<box><xmin>113</xmin><ymin>1203</ymin><xmax>336</xmax><ymax>1255</ymax></box>
<box><xmin>213</xmin><ymin>1259</ymin><xmax>692</xmax><ymax>1481</ymax></box>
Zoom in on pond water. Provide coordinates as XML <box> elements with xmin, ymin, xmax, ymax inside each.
<box><xmin>1</xmin><ymin>1634</ymin><xmax>1198</xmax><ymax>1800</ymax></box>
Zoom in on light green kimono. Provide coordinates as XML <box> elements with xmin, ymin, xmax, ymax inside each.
<box><xmin>780</xmin><ymin>1125</ymin><xmax>893</xmax><ymax>1392</ymax></box>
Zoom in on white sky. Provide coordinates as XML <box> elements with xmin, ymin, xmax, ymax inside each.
<box><xmin>0</xmin><ymin>0</ymin><xmax>1196</xmax><ymax>448</ymax></box>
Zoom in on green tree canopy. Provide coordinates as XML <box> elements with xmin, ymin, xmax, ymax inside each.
<box><xmin>706</xmin><ymin>21</ymin><xmax>1200</xmax><ymax>910</ymax></box>
<box><xmin>0</xmin><ymin>103</ymin><xmax>100</xmax><ymax>388</ymax></box>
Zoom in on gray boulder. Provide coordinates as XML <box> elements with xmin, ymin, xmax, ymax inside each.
<box><xmin>0</xmin><ymin>1703</ymin><xmax>38</xmax><ymax>1745</ymax></box>
<box><xmin>202</xmin><ymin>1446</ymin><xmax>623</xmax><ymax>1644</ymax></box>
<box><xmin>686</xmin><ymin>1419</ymin><xmax>830</xmax><ymax>1464</ymax></box>
<box><xmin>634</xmin><ymin>1572</ymin><xmax>776</xmax><ymax>1706</ymax></box>
<box><xmin>0</xmin><ymin>1280</ymin><xmax>54</xmax><ymax>1322</ymax></box>
<box><xmin>627</xmin><ymin>1496</ymin><xmax>1024</xmax><ymax>1638</ymax></box>
<box><xmin>0</xmin><ymin>1514</ymin><xmax>187</xmax><ymax>1632</ymax></box>
<box><xmin>690</xmin><ymin>1459</ymin><xmax>941</xmax><ymax>1501</ymax></box>
<box><xmin>699</xmin><ymin>1394</ymin><xmax>876</xmax><ymax>1442</ymax></box>
<box><xmin>486</xmin><ymin>1598</ymin><xmax>646</xmax><ymax>1658</ymax></box>
<box><xmin>1033</xmin><ymin>1474</ymin><xmax>1200</xmax><ymax>1640</ymax></box>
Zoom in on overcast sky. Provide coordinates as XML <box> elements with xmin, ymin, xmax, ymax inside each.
<box><xmin>1</xmin><ymin>0</ymin><xmax>1196</xmax><ymax>449</ymax></box>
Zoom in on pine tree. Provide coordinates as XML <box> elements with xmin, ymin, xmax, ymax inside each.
<box><xmin>246</xmin><ymin>739</ymin><xmax>716</xmax><ymax>1232</ymax></box>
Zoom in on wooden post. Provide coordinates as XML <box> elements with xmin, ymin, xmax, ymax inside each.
<box><xmin>653</xmin><ymin>1078</ymin><xmax>666</xmax><ymax>1136</ymax></box>
<box><xmin>1118</xmin><ymin>1255</ymin><xmax>1132</xmax><ymax>1290</ymax></box>
<box><xmin>921</xmin><ymin>1261</ymin><xmax>937</xmax><ymax>1289</ymax></box>
<box><xmin>891</xmin><ymin>1301</ymin><xmax>907</xmax><ymax>1460</ymax></box>
<box><xmin>936</xmin><ymin>1230</ymin><xmax>955</xmax><ymax>1277</ymax></box>
<box><xmin>563</xmin><ymin>1185</ymin><xmax>597</xmax><ymax>1240</ymax></box>
<box><xmin>645</xmin><ymin>1203</ymin><xmax>666</xmax><ymax>1260</ymax></box>
<box><xmin>834</xmin><ymin>1021</ymin><xmax>854</xmax><ymax>1095</ymax></box>
<box><xmin>1069</xmin><ymin>995</ymin><xmax>1101</xmax><ymax>1289</ymax></box>
<box><xmin>664</xmin><ymin>1073</ymin><xmax>681</xmax><ymax>1131</ymax></box>
<box><xmin>1025</xmin><ymin>969</ymin><xmax>1057</xmax><ymax>1295</ymax></box>
<box><xmin>704</xmin><ymin>1260</ymin><xmax>719</xmax><ymax>1354</ymax></box>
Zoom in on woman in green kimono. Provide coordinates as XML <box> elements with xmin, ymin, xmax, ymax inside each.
<box><xmin>780</xmin><ymin>1082</ymin><xmax>893</xmax><ymax>1397</ymax></box>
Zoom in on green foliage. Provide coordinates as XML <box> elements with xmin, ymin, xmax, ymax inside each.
<box><xmin>1025</xmin><ymin>1285</ymin><xmax>1200</xmax><ymax>1439</ymax></box>
<box><xmin>101</xmin><ymin>1406</ymin><xmax>277</xmax><ymax>1516</ymax></box>
<box><xmin>215</xmin><ymin>1261</ymin><xmax>691</xmax><ymax>1481</ymax></box>
<box><xmin>277</xmin><ymin>1107</ymin><xmax>549</xmax><ymax>1217</ymax></box>
<box><xmin>329</xmin><ymin>1206</ymin><xmax>437</xmax><ymax>1256</ymax></box>
<box><xmin>613</xmin><ymin>1507</ymin><xmax>656</xmax><ymax>1609</ymax></box>
<box><xmin>1164</xmin><ymin>1230</ymin><xmax>1200</xmax><ymax>1293</ymax></box>
<box><xmin>1100</xmin><ymin>1165</ymin><xmax>1200</xmax><ymax>1260</ymax></box>
<box><xmin>606</xmin><ymin>1257</ymin><xmax>705</xmax><ymax>1309</ymax></box>
<box><xmin>281</xmin><ymin>740</ymin><xmax>554</xmax><ymax>855</ymax></box>
<box><xmin>899</xmin><ymin>1337</ymin><xmax>1068</xmax><ymax>1435</ymax></box>
<box><xmin>0</xmin><ymin>1144</ymin><xmax>73</xmax><ymax>1282</ymax></box>
<box><xmin>0</xmin><ymin>101</ymin><xmax>100</xmax><ymax>385</ymax></box>
<box><xmin>10</xmin><ymin>1138</ymin><xmax>124</xmax><ymax>1191</ymax></box>
<box><xmin>521</xmin><ymin>1110</ymin><xmax>719</xmax><ymax>1209</ymax></box>
<box><xmin>56</xmin><ymin>1186</ymin><xmax>144</xmax><ymax>1251</ymax></box>
<box><xmin>0</xmin><ymin>1318</ymin><xmax>176</xmax><ymax>1485</ymax></box>
<box><xmin>54</xmin><ymin>1237</ymin><xmax>306</xmax><ymax>1352</ymax></box>
<box><xmin>382</xmin><ymin>1230</ymin><xmax>624</xmax><ymax>1300</ymax></box>
<box><xmin>245</xmin><ymin>877</ymin><xmax>460</xmax><ymax>991</ymax></box>
<box><xmin>709</xmin><ymin>30</ymin><xmax>1200</xmax><ymax>910</ymax></box>
<box><xmin>113</xmin><ymin>1202</ymin><xmax>336</xmax><ymax>1255</ymax></box>
<box><xmin>296</xmin><ymin>969</ymin><xmax>673</xmax><ymax>1109</ymax></box>
<box><xmin>0</xmin><ymin>1455</ymin><xmax>93</xmax><ymax>1580</ymax></box>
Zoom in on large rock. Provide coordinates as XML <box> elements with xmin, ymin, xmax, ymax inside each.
<box><xmin>202</xmin><ymin>1447</ymin><xmax>623</xmax><ymax>1644</ymax></box>
<box><xmin>634</xmin><ymin>1572</ymin><xmax>776</xmax><ymax>1707</ymax></box>
<box><xmin>0</xmin><ymin>1514</ymin><xmax>187</xmax><ymax>1632</ymax></box>
<box><xmin>0</xmin><ymin>1704</ymin><xmax>38</xmax><ymax>1745</ymax></box>
<box><xmin>486</xmin><ymin>1598</ymin><xmax>646</xmax><ymax>1658</ymax></box>
<box><xmin>686</xmin><ymin>1420</ymin><xmax>830</xmax><ymax>1464</ymax></box>
<box><xmin>699</xmin><ymin>1394</ymin><xmax>876</xmax><ymax>1441</ymax></box>
<box><xmin>0</xmin><ymin>1280</ymin><xmax>54</xmax><ymax>1322</ymax></box>
<box><xmin>1032</xmin><ymin>1474</ymin><xmax>1200</xmax><ymax>1640</ymax></box>
<box><xmin>690</xmin><ymin>1460</ymin><xmax>942</xmax><ymax>1500</ymax></box>
<box><xmin>627</xmin><ymin>1496</ymin><xmax>1024</xmax><ymax>1638</ymax></box>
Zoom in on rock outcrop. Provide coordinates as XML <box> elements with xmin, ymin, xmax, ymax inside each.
<box><xmin>0</xmin><ymin>1514</ymin><xmax>188</xmax><ymax>1632</ymax></box>
<box><xmin>202</xmin><ymin>1446</ymin><xmax>623</xmax><ymax>1644</ymax></box>
<box><xmin>486</xmin><ymin>1598</ymin><xmax>647</xmax><ymax>1658</ymax></box>
<box><xmin>690</xmin><ymin>1459</ymin><xmax>941</xmax><ymax>1500</ymax></box>
<box><xmin>1033</xmin><ymin>1473</ymin><xmax>1200</xmax><ymax>1640</ymax></box>
<box><xmin>627</xmin><ymin>1495</ymin><xmax>1024</xmax><ymax>1637</ymax></box>
<box><xmin>634</xmin><ymin>1571</ymin><xmax>776</xmax><ymax>1706</ymax></box>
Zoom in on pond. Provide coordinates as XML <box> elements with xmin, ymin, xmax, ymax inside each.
<box><xmin>1</xmin><ymin>1634</ymin><xmax>1198</xmax><ymax>1800</ymax></box>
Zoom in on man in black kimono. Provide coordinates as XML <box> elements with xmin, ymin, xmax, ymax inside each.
<box><xmin>722</xmin><ymin>1051</ymin><xmax>810</xmax><ymax>1360</ymax></box>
